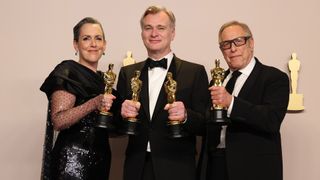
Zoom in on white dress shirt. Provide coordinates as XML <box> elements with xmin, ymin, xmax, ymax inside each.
<box><xmin>217</xmin><ymin>57</ymin><xmax>256</xmax><ymax>148</ymax></box>
<box><xmin>147</xmin><ymin>52</ymin><xmax>173</xmax><ymax>152</ymax></box>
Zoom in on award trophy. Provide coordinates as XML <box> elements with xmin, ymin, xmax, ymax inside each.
<box><xmin>124</xmin><ymin>70</ymin><xmax>142</xmax><ymax>135</ymax></box>
<box><xmin>209</xmin><ymin>59</ymin><xmax>230</xmax><ymax>125</ymax></box>
<box><xmin>95</xmin><ymin>64</ymin><xmax>116</xmax><ymax>129</ymax></box>
<box><xmin>165</xmin><ymin>72</ymin><xmax>184</xmax><ymax>138</ymax></box>
<box><xmin>123</xmin><ymin>51</ymin><xmax>136</xmax><ymax>66</ymax></box>
<box><xmin>287</xmin><ymin>52</ymin><xmax>304</xmax><ymax>111</ymax></box>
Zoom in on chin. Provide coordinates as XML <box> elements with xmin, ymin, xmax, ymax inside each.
<box><xmin>228</xmin><ymin>62</ymin><xmax>240</xmax><ymax>70</ymax></box>
<box><xmin>85</xmin><ymin>58</ymin><xmax>100</xmax><ymax>64</ymax></box>
<box><xmin>147</xmin><ymin>43</ymin><xmax>162</xmax><ymax>49</ymax></box>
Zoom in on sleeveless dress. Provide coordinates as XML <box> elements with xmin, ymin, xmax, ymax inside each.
<box><xmin>40</xmin><ymin>60</ymin><xmax>119</xmax><ymax>180</ymax></box>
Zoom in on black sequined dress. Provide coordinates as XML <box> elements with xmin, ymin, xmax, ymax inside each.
<box><xmin>40</xmin><ymin>60</ymin><xmax>119</xmax><ymax>180</ymax></box>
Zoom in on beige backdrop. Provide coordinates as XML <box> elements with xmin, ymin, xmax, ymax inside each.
<box><xmin>0</xmin><ymin>0</ymin><xmax>319</xmax><ymax>179</ymax></box>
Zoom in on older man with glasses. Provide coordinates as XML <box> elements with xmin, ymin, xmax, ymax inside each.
<box><xmin>198</xmin><ymin>21</ymin><xmax>290</xmax><ymax>180</ymax></box>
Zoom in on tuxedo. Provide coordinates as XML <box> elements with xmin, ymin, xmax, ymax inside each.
<box><xmin>198</xmin><ymin>58</ymin><xmax>289</xmax><ymax>180</ymax></box>
<box><xmin>117</xmin><ymin>55</ymin><xmax>209</xmax><ymax>180</ymax></box>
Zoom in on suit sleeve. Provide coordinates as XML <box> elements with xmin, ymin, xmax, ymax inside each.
<box><xmin>182</xmin><ymin>65</ymin><xmax>210</xmax><ymax>135</ymax></box>
<box><xmin>231</xmin><ymin>69</ymin><xmax>289</xmax><ymax>133</ymax></box>
<box><xmin>116</xmin><ymin>67</ymin><xmax>129</xmax><ymax>100</ymax></box>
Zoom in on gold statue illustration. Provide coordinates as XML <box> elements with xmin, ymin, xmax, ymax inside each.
<box><xmin>123</xmin><ymin>51</ymin><xmax>136</xmax><ymax>66</ymax></box>
<box><xmin>288</xmin><ymin>53</ymin><xmax>304</xmax><ymax>111</ymax></box>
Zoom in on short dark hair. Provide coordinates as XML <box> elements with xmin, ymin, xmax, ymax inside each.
<box><xmin>73</xmin><ymin>17</ymin><xmax>105</xmax><ymax>42</ymax></box>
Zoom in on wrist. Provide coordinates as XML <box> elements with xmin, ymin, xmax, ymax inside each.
<box><xmin>181</xmin><ymin>110</ymin><xmax>187</xmax><ymax>124</ymax></box>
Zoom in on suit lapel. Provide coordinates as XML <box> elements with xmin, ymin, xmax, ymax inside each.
<box><xmin>137</xmin><ymin>61</ymin><xmax>151</xmax><ymax>121</ymax></box>
<box><xmin>238</xmin><ymin>58</ymin><xmax>262</xmax><ymax>98</ymax></box>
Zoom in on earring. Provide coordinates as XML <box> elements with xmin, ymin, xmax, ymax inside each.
<box><xmin>75</xmin><ymin>52</ymin><xmax>78</xmax><ymax>56</ymax></box>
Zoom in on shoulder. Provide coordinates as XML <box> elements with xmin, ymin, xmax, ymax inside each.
<box><xmin>40</xmin><ymin>60</ymin><xmax>78</xmax><ymax>98</ymax></box>
<box><xmin>255</xmin><ymin>58</ymin><xmax>289</xmax><ymax>81</ymax></box>
<box><xmin>56</xmin><ymin>59</ymin><xmax>76</xmax><ymax>68</ymax></box>
<box><xmin>175</xmin><ymin>57</ymin><xmax>207</xmax><ymax>78</ymax></box>
<box><xmin>175</xmin><ymin>56</ymin><xmax>205</xmax><ymax>70</ymax></box>
<box><xmin>118</xmin><ymin>61</ymin><xmax>146</xmax><ymax>81</ymax></box>
<box><xmin>120</xmin><ymin>61</ymin><xmax>145</xmax><ymax>72</ymax></box>
<box><xmin>51</xmin><ymin>60</ymin><xmax>78</xmax><ymax>73</ymax></box>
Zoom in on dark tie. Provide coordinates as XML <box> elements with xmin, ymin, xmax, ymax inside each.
<box><xmin>225</xmin><ymin>70</ymin><xmax>241</xmax><ymax>94</ymax></box>
<box><xmin>146</xmin><ymin>58</ymin><xmax>167</xmax><ymax>69</ymax></box>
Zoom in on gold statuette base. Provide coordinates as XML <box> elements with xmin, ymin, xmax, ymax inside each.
<box><xmin>288</xmin><ymin>93</ymin><xmax>304</xmax><ymax>111</ymax></box>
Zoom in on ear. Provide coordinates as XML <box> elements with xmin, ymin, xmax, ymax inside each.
<box><xmin>171</xmin><ymin>27</ymin><xmax>176</xmax><ymax>41</ymax></box>
<box><xmin>103</xmin><ymin>40</ymin><xmax>107</xmax><ymax>52</ymax></box>
<box><xmin>249</xmin><ymin>38</ymin><xmax>254</xmax><ymax>50</ymax></box>
<box><xmin>73</xmin><ymin>40</ymin><xmax>79</xmax><ymax>53</ymax></box>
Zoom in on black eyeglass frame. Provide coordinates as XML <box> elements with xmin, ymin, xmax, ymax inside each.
<box><xmin>219</xmin><ymin>36</ymin><xmax>251</xmax><ymax>50</ymax></box>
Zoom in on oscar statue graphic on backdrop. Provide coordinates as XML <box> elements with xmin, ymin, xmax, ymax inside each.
<box><xmin>95</xmin><ymin>64</ymin><xmax>117</xmax><ymax>129</ymax></box>
<box><xmin>123</xmin><ymin>51</ymin><xmax>136</xmax><ymax>66</ymax></box>
<box><xmin>209</xmin><ymin>59</ymin><xmax>230</xmax><ymax>124</ymax></box>
<box><xmin>165</xmin><ymin>72</ymin><xmax>184</xmax><ymax>138</ymax></box>
<box><xmin>124</xmin><ymin>70</ymin><xmax>142</xmax><ymax>135</ymax></box>
<box><xmin>288</xmin><ymin>52</ymin><xmax>304</xmax><ymax>111</ymax></box>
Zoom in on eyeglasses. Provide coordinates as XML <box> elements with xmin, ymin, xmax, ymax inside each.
<box><xmin>219</xmin><ymin>36</ymin><xmax>251</xmax><ymax>50</ymax></box>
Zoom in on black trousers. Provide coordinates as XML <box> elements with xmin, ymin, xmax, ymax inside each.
<box><xmin>142</xmin><ymin>152</ymin><xmax>155</xmax><ymax>180</ymax></box>
<box><xmin>207</xmin><ymin>148</ymin><xmax>228</xmax><ymax>180</ymax></box>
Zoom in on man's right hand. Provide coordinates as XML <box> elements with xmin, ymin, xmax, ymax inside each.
<box><xmin>121</xmin><ymin>100</ymin><xmax>141</xmax><ymax>119</ymax></box>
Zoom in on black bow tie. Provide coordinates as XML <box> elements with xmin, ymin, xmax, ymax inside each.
<box><xmin>225</xmin><ymin>70</ymin><xmax>241</xmax><ymax>94</ymax></box>
<box><xmin>146</xmin><ymin>58</ymin><xmax>167</xmax><ymax>69</ymax></box>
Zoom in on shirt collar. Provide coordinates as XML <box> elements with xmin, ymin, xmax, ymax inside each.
<box><xmin>233</xmin><ymin>57</ymin><xmax>255</xmax><ymax>76</ymax></box>
<box><xmin>149</xmin><ymin>52</ymin><xmax>173</xmax><ymax>67</ymax></box>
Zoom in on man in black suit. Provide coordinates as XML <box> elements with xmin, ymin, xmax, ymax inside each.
<box><xmin>117</xmin><ymin>5</ymin><xmax>209</xmax><ymax>180</ymax></box>
<box><xmin>199</xmin><ymin>21</ymin><xmax>289</xmax><ymax>180</ymax></box>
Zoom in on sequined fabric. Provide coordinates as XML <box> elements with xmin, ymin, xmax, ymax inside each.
<box><xmin>40</xmin><ymin>60</ymin><xmax>120</xmax><ymax>180</ymax></box>
<box><xmin>51</xmin><ymin>119</ymin><xmax>110</xmax><ymax>180</ymax></box>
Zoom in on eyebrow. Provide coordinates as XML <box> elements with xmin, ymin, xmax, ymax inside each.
<box><xmin>221</xmin><ymin>36</ymin><xmax>247</xmax><ymax>42</ymax></box>
<box><xmin>80</xmin><ymin>34</ymin><xmax>103</xmax><ymax>37</ymax></box>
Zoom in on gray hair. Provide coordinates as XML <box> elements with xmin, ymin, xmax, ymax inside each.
<box><xmin>140</xmin><ymin>5</ymin><xmax>176</xmax><ymax>28</ymax></box>
<box><xmin>218</xmin><ymin>20</ymin><xmax>252</xmax><ymax>42</ymax></box>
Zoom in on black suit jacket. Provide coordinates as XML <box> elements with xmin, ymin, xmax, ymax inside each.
<box><xmin>117</xmin><ymin>55</ymin><xmax>209</xmax><ymax>180</ymax></box>
<box><xmin>198</xmin><ymin>58</ymin><xmax>289</xmax><ymax>180</ymax></box>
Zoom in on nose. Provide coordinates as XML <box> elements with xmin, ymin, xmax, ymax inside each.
<box><xmin>90</xmin><ymin>39</ymin><xmax>97</xmax><ymax>47</ymax></box>
<box><xmin>151</xmin><ymin>29</ymin><xmax>158</xmax><ymax>37</ymax></box>
<box><xmin>230</xmin><ymin>42</ymin><xmax>237</xmax><ymax>52</ymax></box>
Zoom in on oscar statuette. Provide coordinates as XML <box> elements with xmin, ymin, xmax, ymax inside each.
<box><xmin>209</xmin><ymin>59</ymin><xmax>230</xmax><ymax>125</ymax></box>
<box><xmin>124</xmin><ymin>70</ymin><xmax>142</xmax><ymax>135</ymax></box>
<box><xmin>95</xmin><ymin>64</ymin><xmax>116</xmax><ymax>129</ymax></box>
<box><xmin>165</xmin><ymin>72</ymin><xmax>184</xmax><ymax>138</ymax></box>
<box><xmin>287</xmin><ymin>52</ymin><xmax>304</xmax><ymax>111</ymax></box>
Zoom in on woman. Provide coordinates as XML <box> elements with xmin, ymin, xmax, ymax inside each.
<box><xmin>40</xmin><ymin>17</ymin><xmax>119</xmax><ymax>180</ymax></box>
